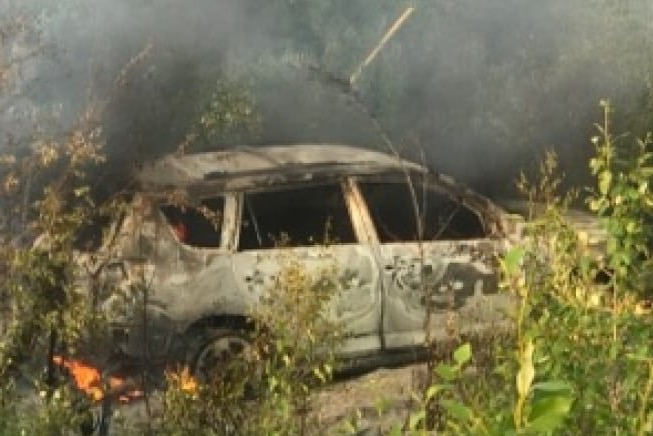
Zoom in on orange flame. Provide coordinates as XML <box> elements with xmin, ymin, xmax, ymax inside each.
<box><xmin>53</xmin><ymin>356</ymin><xmax>144</xmax><ymax>403</ymax></box>
<box><xmin>166</xmin><ymin>366</ymin><xmax>198</xmax><ymax>393</ymax></box>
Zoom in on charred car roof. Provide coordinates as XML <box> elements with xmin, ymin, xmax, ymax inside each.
<box><xmin>135</xmin><ymin>144</ymin><xmax>508</xmax><ymax>226</ymax></box>
<box><xmin>136</xmin><ymin>144</ymin><xmax>426</xmax><ymax>190</ymax></box>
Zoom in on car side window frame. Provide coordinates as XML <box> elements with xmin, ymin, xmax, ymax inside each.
<box><xmin>342</xmin><ymin>177</ymin><xmax>379</xmax><ymax>245</ymax></box>
<box><xmin>221</xmin><ymin>193</ymin><xmax>239</xmax><ymax>251</ymax></box>
<box><xmin>155</xmin><ymin>193</ymin><xmax>231</xmax><ymax>251</ymax></box>
<box><xmin>233</xmin><ymin>179</ymin><xmax>370</xmax><ymax>251</ymax></box>
<box><xmin>350</xmin><ymin>174</ymin><xmax>492</xmax><ymax>243</ymax></box>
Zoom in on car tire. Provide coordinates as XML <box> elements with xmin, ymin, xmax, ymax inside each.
<box><xmin>190</xmin><ymin>330</ymin><xmax>254</xmax><ymax>384</ymax></box>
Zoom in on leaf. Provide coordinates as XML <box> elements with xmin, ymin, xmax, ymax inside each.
<box><xmin>588</xmin><ymin>198</ymin><xmax>605</xmax><ymax>212</ymax></box>
<box><xmin>269</xmin><ymin>376</ymin><xmax>278</xmax><ymax>391</ymax></box>
<box><xmin>528</xmin><ymin>395</ymin><xmax>573</xmax><ymax>432</ymax></box>
<box><xmin>503</xmin><ymin>247</ymin><xmax>525</xmax><ymax>275</ymax></box>
<box><xmin>454</xmin><ymin>343</ymin><xmax>472</xmax><ymax>365</ymax></box>
<box><xmin>324</xmin><ymin>363</ymin><xmax>332</xmax><ymax>376</ymax></box>
<box><xmin>531</xmin><ymin>381</ymin><xmax>572</xmax><ymax>394</ymax></box>
<box><xmin>599</xmin><ymin>170</ymin><xmax>612</xmax><ymax>195</ymax></box>
<box><xmin>424</xmin><ymin>384</ymin><xmax>441</xmax><ymax>401</ymax></box>
<box><xmin>440</xmin><ymin>399</ymin><xmax>472</xmax><ymax>422</ymax></box>
<box><xmin>435</xmin><ymin>364</ymin><xmax>458</xmax><ymax>381</ymax></box>
<box><xmin>312</xmin><ymin>367</ymin><xmax>326</xmax><ymax>383</ymax></box>
<box><xmin>342</xmin><ymin>420</ymin><xmax>358</xmax><ymax>434</ymax></box>
<box><xmin>625</xmin><ymin>220</ymin><xmax>638</xmax><ymax>234</ymax></box>
<box><xmin>408</xmin><ymin>410</ymin><xmax>425</xmax><ymax>430</ymax></box>
<box><xmin>388</xmin><ymin>424</ymin><xmax>403</xmax><ymax>436</ymax></box>
<box><xmin>516</xmin><ymin>340</ymin><xmax>535</xmax><ymax>398</ymax></box>
<box><xmin>589</xmin><ymin>157</ymin><xmax>601</xmax><ymax>172</ymax></box>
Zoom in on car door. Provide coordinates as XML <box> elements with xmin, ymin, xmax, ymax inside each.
<box><xmin>229</xmin><ymin>181</ymin><xmax>383</xmax><ymax>355</ymax></box>
<box><xmin>355</xmin><ymin>175</ymin><xmax>513</xmax><ymax>349</ymax></box>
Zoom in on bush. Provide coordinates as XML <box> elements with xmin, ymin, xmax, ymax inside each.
<box><xmin>401</xmin><ymin>102</ymin><xmax>653</xmax><ymax>435</ymax></box>
<box><xmin>156</xmin><ymin>250</ymin><xmax>342</xmax><ymax>435</ymax></box>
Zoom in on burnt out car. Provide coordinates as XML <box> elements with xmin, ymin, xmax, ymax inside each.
<box><xmin>85</xmin><ymin>144</ymin><xmax>523</xmax><ymax>371</ymax></box>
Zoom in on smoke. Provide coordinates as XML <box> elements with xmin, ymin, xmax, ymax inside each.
<box><xmin>353</xmin><ymin>0</ymin><xmax>653</xmax><ymax>193</ymax></box>
<box><xmin>2</xmin><ymin>0</ymin><xmax>653</xmax><ymax>198</ymax></box>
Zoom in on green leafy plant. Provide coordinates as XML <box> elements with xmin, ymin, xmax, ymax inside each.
<box><xmin>588</xmin><ymin>100</ymin><xmax>653</xmax><ymax>296</ymax></box>
<box><xmin>394</xmin><ymin>102</ymin><xmax>653</xmax><ymax>435</ymax></box>
<box><xmin>157</xmin><ymin>250</ymin><xmax>342</xmax><ymax>435</ymax></box>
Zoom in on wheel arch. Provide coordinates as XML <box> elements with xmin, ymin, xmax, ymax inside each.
<box><xmin>183</xmin><ymin>313</ymin><xmax>255</xmax><ymax>337</ymax></box>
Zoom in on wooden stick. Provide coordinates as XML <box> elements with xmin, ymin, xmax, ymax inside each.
<box><xmin>349</xmin><ymin>7</ymin><xmax>415</xmax><ymax>85</ymax></box>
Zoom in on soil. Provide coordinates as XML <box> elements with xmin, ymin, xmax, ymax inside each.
<box><xmin>308</xmin><ymin>363</ymin><xmax>429</xmax><ymax>434</ymax></box>
<box><xmin>99</xmin><ymin>362</ymin><xmax>430</xmax><ymax>435</ymax></box>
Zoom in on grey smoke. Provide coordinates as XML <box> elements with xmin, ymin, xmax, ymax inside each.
<box><xmin>2</xmin><ymin>0</ymin><xmax>653</xmax><ymax>198</ymax></box>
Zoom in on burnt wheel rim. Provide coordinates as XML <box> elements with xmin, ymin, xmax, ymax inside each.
<box><xmin>193</xmin><ymin>334</ymin><xmax>250</xmax><ymax>381</ymax></box>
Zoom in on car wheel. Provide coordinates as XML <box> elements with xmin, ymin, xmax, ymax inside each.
<box><xmin>191</xmin><ymin>330</ymin><xmax>253</xmax><ymax>383</ymax></box>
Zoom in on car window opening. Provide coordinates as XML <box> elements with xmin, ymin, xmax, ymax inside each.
<box><xmin>160</xmin><ymin>198</ymin><xmax>224</xmax><ymax>248</ymax></box>
<box><xmin>74</xmin><ymin>213</ymin><xmax>114</xmax><ymax>251</ymax></box>
<box><xmin>239</xmin><ymin>184</ymin><xmax>356</xmax><ymax>250</ymax></box>
<box><xmin>359</xmin><ymin>181</ymin><xmax>487</xmax><ymax>242</ymax></box>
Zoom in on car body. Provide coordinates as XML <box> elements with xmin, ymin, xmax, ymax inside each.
<box><xmin>83</xmin><ymin>144</ymin><xmax>527</xmax><ymax>367</ymax></box>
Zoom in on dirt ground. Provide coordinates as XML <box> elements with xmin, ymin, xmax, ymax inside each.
<box><xmin>99</xmin><ymin>362</ymin><xmax>429</xmax><ymax>435</ymax></box>
<box><xmin>309</xmin><ymin>363</ymin><xmax>429</xmax><ymax>434</ymax></box>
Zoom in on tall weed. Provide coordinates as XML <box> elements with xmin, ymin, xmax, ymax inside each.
<box><xmin>409</xmin><ymin>102</ymin><xmax>653</xmax><ymax>434</ymax></box>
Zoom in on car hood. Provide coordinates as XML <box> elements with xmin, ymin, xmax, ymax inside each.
<box><xmin>497</xmin><ymin>199</ymin><xmax>607</xmax><ymax>250</ymax></box>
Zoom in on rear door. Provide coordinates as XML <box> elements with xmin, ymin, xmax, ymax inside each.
<box><xmin>229</xmin><ymin>181</ymin><xmax>383</xmax><ymax>355</ymax></box>
<box><xmin>108</xmin><ymin>194</ymin><xmax>231</xmax><ymax>358</ymax></box>
<box><xmin>355</xmin><ymin>176</ymin><xmax>512</xmax><ymax>349</ymax></box>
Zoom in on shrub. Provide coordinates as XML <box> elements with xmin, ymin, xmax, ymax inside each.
<box><xmin>404</xmin><ymin>102</ymin><xmax>653</xmax><ymax>435</ymax></box>
<box><xmin>156</xmin><ymin>250</ymin><xmax>342</xmax><ymax>435</ymax></box>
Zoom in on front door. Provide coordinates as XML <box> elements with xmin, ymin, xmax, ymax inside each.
<box><xmin>356</xmin><ymin>178</ymin><xmax>512</xmax><ymax>349</ymax></box>
<box><xmin>230</xmin><ymin>182</ymin><xmax>382</xmax><ymax>356</ymax></box>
